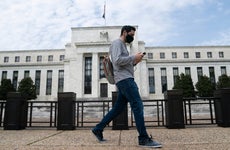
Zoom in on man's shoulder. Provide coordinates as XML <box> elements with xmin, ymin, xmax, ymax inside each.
<box><xmin>112</xmin><ymin>39</ymin><xmax>122</xmax><ymax>45</ymax></box>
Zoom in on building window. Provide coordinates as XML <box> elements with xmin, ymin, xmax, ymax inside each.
<box><xmin>148</xmin><ymin>68</ymin><xmax>155</xmax><ymax>94</ymax></box>
<box><xmin>173</xmin><ymin>67</ymin><xmax>179</xmax><ymax>85</ymax></box>
<box><xmin>148</xmin><ymin>53</ymin><xmax>153</xmax><ymax>59</ymax></box>
<box><xmin>84</xmin><ymin>57</ymin><xmax>92</xmax><ymax>94</ymax></box>
<box><xmin>185</xmin><ymin>67</ymin><xmax>191</xmax><ymax>76</ymax></box>
<box><xmin>46</xmin><ymin>70</ymin><xmax>52</xmax><ymax>95</ymax></box>
<box><xmin>48</xmin><ymin>55</ymin><xmax>53</xmax><ymax>62</ymax></box>
<box><xmin>160</xmin><ymin>52</ymin><xmax>165</xmax><ymax>59</ymax></box>
<box><xmin>24</xmin><ymin>70</ymin><xmax>30</xmax><ymax>78</ymax></box>
<box><xmin>15</xmin><ymin>56</ymin><xmax>20</xmax><ymax>62</ymax></box>
<box><xmin>172</xmin><ymin>52</ymin><xmax>177</xmax><ymax>59</ymax></box>
<box><xmin>197</xmin><ymin>67</ymin><xmax>203</xmax><ymax>80</ymax></box>
<box><xmin>35</xmin><ymin>70</ymin><xmax>41</xmax><ymax>95</ymax></box>
<box><xmin>207</xmin><ymin>52</ymin><xmax>212</xmax><ymax>58</ymax></box>
<box><xmin>161</xmin><ymin>68</ymin><xmax>167</xmax><ymax>93</ymax></box>
<box><xmin>58</xmin><ymin>70</ymin><xmax>64</xmax><ymax>92</ymax></box>
<box><xmin>2</xmin><ymin>71</ymin><xmax>7</xmax><ymax>80</ymax></box>
<box><xmin>100</xmin><ymin>83</ymin><xmax>108</xmax><ymax>97</ymax></box>
<box><xmin>12</xmin><ymin>71</ymin><xmax>18</xmax><ymax>90</ymax></box>
<box><xmin>59</xmin><ymin>55</ymin><xmax>65</xmax><ymax>61</ymax></box>
<box><xmin>4</xmin><ymin>57</ymin><xmax>9</xmax><ymax>63</ymax></box>
<box><xmin>184</xmin><ymin>52</ymin><xmax>189</xmax><ymax>58</ymax></box>
<box><xmin>37</xmin><ymin>55</ymin><xmax>42</xmax><ymax>62</ymax></box>
<box><xmin>196</xmin><ymin>52</ymin><xmax>201</xmax><ymax>58</ymax></box>
<box><xmin>219</xmin><ymin>51</ymin><xmax>224</xmax><ymax>58</ymax></box>
<box><xmin>221</xmin><ymin>66</ymin><xmax>227</xmax><ymax>75</ymax></box>
<box><xmin>209</xmin><ymin>67</ymin><xmax>216</xmax><ymax>84</ymax></box>
<box><xmin>26</xmin><ymin>56</ymin><xmax>31</xmax><ymax>62</ymax></box>
<box><xmin>99</xmin><ymin>57</ymin><xmax>105</xmax><ymax>79</ymax></box>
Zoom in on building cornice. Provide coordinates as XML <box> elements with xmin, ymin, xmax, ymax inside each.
<box><xmin>145</xmin><ymin>45</ymin><xmax>230</xmax><ymax>49</ymax></box>
<box><xmin>146</xmin><ymin>59</ymin><xmax>230</xmax><ymax>64</ymax></box>
<box><xmin>0</xmin><ymin>49</ymin><xmax>65</xmax><ymax>53</ymax></box>
<box><xmin>0</xmin><ymin>62</ymin><xmax>64</xmax><ymax>67</ymax></box>
<box><xmin>75</xmin><ymin>42</ymin><xmax>111</xmax><ymax>47</ymax></box>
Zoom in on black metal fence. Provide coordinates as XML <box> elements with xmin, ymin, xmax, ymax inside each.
<box><xmin>183</xmin><ymin>97</ymin><xmax>216</xmax><ymax>125</ymax></box>
<box><xmin>131</xmin><ymin>99</ymin><xmax>165</xmax><ymax>127</ymax></box>
<box><xmin>27</xmin><ymin>101</ymin><xmax>57</xmax><ymax>128</ymax></box>
<box><xmin>0</xmin><ymin>101</ymin><xmax>5</xmax><ymax>127</ymax></box>
<box><xmin>0</xmin><ymin>97</ymin><xmax>218</xmax><ymax>129</ymax></box>
<box><xmin>76</xmin><ymin>100</ymin><xmax>111</xmax><ymax>128</ymax></box>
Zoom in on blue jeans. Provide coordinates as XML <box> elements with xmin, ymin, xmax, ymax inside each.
<box><xmin>94</xmin><ymin>78</ymin><xmax>148</xmax><ymax>138</ymax></box>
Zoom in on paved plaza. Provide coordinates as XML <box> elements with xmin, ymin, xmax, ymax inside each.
<box><xmin>0</xmin><ymin>125</ymin><xmax>230</xmax><ymax>150</ymax></box>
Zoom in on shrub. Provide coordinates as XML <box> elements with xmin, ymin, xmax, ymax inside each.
<box><xmin>0</xmin><ymin>79</ymin><xmax>15</xmax><ymax>100</ymax></box>
<box><xmin>195</xmin><ymin>75</ymin><xmax>214</xmax><ymax>97</ymax></box>
<box><xmin>216</xmin><ymin>74</ymin><xmax>230</xmax><ymax>89</ymax></box>
<box><xmin>173</xmin><ymin>73</ymin><xmax>195</xmax><ymax>97</ymax></box>
<box><xmin>18</xmin><ymin>77</ymin><xmax>37</xmax><ymax>100</ymax></box>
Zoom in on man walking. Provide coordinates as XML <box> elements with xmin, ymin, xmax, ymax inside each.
<box><xmin>92</xmin><ymin>25</ymin><xmax>162</xmax><ymax>148</ymax></box>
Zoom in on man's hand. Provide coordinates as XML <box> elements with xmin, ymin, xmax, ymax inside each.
<box><xmin>134</xmin><ymin>52</ymin><xmax>145</xmax><ymax>65</ymax></box>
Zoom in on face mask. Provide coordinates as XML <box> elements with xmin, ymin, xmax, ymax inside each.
<box><xmin>125</xmin><ymin>34</ymin><xmax>134</xmax><ymax>43</ymax></box>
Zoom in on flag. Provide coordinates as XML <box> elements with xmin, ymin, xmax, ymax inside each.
<box><xmin>102</xmin><ymin>3</ymin><xmax>105</xmax><ymax>19</ymax></box>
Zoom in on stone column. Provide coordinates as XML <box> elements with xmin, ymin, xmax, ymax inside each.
<box><xmin>139</xmin><ymin>59</ymin><xmax>148</xmax><ymax>98</ymax></box>
<box><xmin>92</xmin><ymin>53</ymin><xmax>99</xmax><ymax>97</ymax></box>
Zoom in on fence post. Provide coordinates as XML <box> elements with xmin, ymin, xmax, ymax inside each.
<box><xmin>164</xmin><ymin>90</ymin><xmax>185</xmax><ymax>129</ymax></box>
<box><xmin>214</xmin><ymin>88</ymin><xmax>230</xmax><ymax>127</ymax></box>
<box><xmin>112</xmin><ymin>91</ymin><xmax>129</xmax><ymax>130</ymax></box>
<box><xmin>57</xmin><ymin>92</ymin><xmax>76</xmax><ymax>130</ymax></box>
<box><xmin>4</xmin><ymin>92</ymin><xmax>27</xmax><ymax>130</ymax></box>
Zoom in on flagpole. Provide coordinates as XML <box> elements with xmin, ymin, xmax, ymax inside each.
<box><xmin>103</xmin><ymin>1</ymin><xmax>106</xmax><ymax>26</ymax></box>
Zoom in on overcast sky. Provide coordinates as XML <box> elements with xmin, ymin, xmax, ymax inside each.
<box><xmin>0</xmin><ymin>0</ymin><xmax>230</xmax><ymax>51</ymax></box>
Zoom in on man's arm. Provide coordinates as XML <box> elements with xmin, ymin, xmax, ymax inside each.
<box><xmin>110</xmin><ymin>43</ymin><xmax>135</xmax><ymax>66</ymax></box>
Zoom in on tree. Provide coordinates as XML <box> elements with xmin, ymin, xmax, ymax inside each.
<box><xmin>173</xmin><ymin>73</ymin><xmax>195</xmax><ymax>97</ymax></box>
<box><xmin>18</xmin><ymin>77</ymin><xmax>37</xmax><ymax>100</ymax></box>
<box><xmin>0</xmin><ymin>79</ymin><xmax>15</xmax><ymax>100</ymax></box>
<box><xmin>195</xmin><ymin>75</ymin><xmax>214</xmax><ymax>97</ymax></box>
<box><xmin>216</xmin><ymin>74</ymin><xmax>230</xmax><ymax>89</ymax></box>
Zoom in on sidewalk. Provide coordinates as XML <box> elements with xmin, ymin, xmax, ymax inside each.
<box><xmin>0</xmin><ymin>126</ymin><xmax>230</xmax><ymax>150</ymax></box>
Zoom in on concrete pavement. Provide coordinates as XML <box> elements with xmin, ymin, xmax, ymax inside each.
<box><xmin>0</xmin><ymin>125</ymin><xmax>230</xmax><ymax>150</ymax></box>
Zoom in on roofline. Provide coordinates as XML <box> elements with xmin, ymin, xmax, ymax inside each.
<box><xmin>0</xmin><ymin>49</ymin><xmax>65</xmax><ymax>53</ymax></box>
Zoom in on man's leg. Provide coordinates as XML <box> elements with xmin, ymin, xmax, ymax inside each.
<box><xmin>92</xmin><ymin>91</ymin><xmax>127</xmax><ymax>141</ymax></box>
<box><xmin>121</xmin><ymin>80</ymin><xmax>148</xmax><ymax>138</ymax></box>
<box><xmin>118</xmin><ymin>79</ymin><xmax>162</xmax><ymax>147</ymax></box>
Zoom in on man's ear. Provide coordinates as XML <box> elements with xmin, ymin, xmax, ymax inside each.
<box><xmin>123</xmin><ymin>30</ymin><xmax>127</xmax><ymax>36</ymax></box>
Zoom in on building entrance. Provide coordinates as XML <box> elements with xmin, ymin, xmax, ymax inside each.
<box><xmin>100</xmin><ymin>83</ymin><xmax>108</xmax><ymax>97</ymax></box>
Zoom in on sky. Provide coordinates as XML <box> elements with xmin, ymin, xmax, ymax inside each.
<box><xmin>0</xmin><ymin>0</ymin><xmax>230</xmax><ymax>51</ymax></box>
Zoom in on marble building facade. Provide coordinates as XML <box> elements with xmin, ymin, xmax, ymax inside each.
<box><xmin>0</xmin><ymin>26</ymin><xmax>229</xmax><ymax>100</ymax></box>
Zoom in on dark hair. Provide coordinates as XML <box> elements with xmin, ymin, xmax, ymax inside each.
<box><xmin>120</xmin><ymin>25</ymin><xmax>136</xmax><ymax>36</ymax></box>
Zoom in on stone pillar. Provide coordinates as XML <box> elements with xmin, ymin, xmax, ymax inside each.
<box><xmin>139</xmin><ymin>59</ymin><xmax>148</xmax><ymax>97</ymax></box>
<box><xmin>92</xmin><ymin>53</ymin><xmax>99</xmax><ymax>97</ymax></box>
<box><xmin>57</xmin><ymin>92</ymin><xmax>76</xmax><ymax>130</ymax></box>
<box><xmin>4</xmin><ymin>92</ymin><xmax>27</xmax><ymax>130</ymax></box>
<box><xmin>164</xmin><ymin>90</ymin><xmax>185</xmax><ymax>129</ymax></box>
<box><xmin>214</xmin><ymin>88</ymin><xmax>230</xmax><ymax>127</ymax></box>
<box><xmin>112</xmin><ymin>92</ymin><xmax>129</xmax><ymax>130</ymax></box>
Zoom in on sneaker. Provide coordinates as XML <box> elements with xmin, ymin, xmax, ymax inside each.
<box><xmin>139</xmin><ymin>136</ymin><xmax>162</xmax><ymax>148</ymax></box>
<box><xmin>91</xmin><ymin>128</ymin><xmax>106</xmax><ymax>142</ymax></box>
